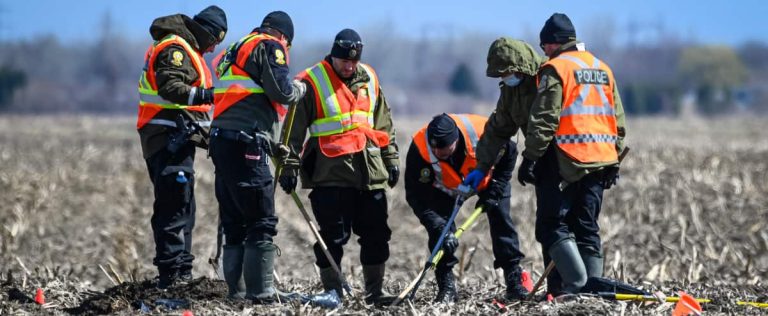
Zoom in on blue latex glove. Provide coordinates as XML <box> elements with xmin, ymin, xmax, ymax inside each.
<box><xmin>463</xmin><ymin>169</ymin><xmax>486</xmax><ymax>191</ymax></box>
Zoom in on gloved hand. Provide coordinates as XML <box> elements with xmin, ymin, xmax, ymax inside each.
<box><xmin>191</xmin><ymin>87</ymin><xmax>214</xmax><ymax>105</ymax></box>
<box><xmin>442</xmin><ymin>233</ymin><xmax>459</xmax><ymax>254</ymax></box>
<box><xmin>517</xmin><ymin>158</ymin><xmax>536</xmax><ymax>186</ymax></box>
<box><xmin>463</xmin><ymin>169</ymin><xmax>486</xmax><ymax>191</ymax></box>
<box><xmin>292</xmin><ymin>80</ymin><xmax>307</xmax><ymax>98</ymax></box>
<box><xmin>601</xmin><ymin>166</ymin><xmax>620</xmax><ymax>189</ymax></box>
<box><xmin>387</xmin><ymin>165</ymin><xmax>400</xmax><ymax>188</ymax></box>
<box><xmin>480</xmin><ymin>197</ymin><xmax>501</xmax><ymax>213</ymax></box>
<box><xmin>278</xmin><ymin>174</ymin><xmax>297</xmax><ymax>194</ymax></box>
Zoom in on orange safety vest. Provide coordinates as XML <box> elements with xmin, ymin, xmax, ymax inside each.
<box><xmin>542</xmin><ymin>50</ymin><xmax>618</xmax><ymax>163</ymax></box>
<box><xmin>412</xmin><ymin>114</ymin><xmax>493</xmax><ymax>196</ymax></box>
<box><xmin>212</xmin><ymin>32</ymin><xmax>290</xmax><ymax>120</ymax></box>
<box><xmin>297</xmin><ymin>60</ymin><xmax>389</xmax><ymax>158</ymax></box>
<box><xmin>137</xmin><ymin>34</ymin><xmax>213</xmax><ymax>129</ymax></box>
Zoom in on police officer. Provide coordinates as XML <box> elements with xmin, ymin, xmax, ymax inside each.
<box><xmin>466</xmin><ymin>38</ymin><xmax>567</xmax><ymax>294</ymax></box>
<box><xmin>278</xmin><ymin>29</ymin><xmax>400</xmax><ymax>304</ymax></box>
<box><xmin>208</xmin><ymin>11</ymin><xmax>306</xmax><ymax>301</ymax></box>
<box><xmin>518</xmin><ymin>13</ymin><xmax>627</xmax><ymax>295</ymax></box>
<box><xmin>137</xmin><ymin>5</ymin><xmax>227</xmax><ymax>289</ymax></box>
<box><xmin>407</xmin><ymin>113</ymin><xmax>529</xmax><ymax>303</ymax></box>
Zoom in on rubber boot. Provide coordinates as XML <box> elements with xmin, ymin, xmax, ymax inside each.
<box><xmin>245</xmin><ymin>241</ymin><xmax>301</xmax><ymax>303</ymax></box>
<box><xmin>542</xmin><ymin>250</ymin><xmax>563</xmax><ymax>296</ymax></box>
<box><xmin>363</xmin><ymin>264</ymin><xmax>396</xmax><ymax>305</ymax></box>
<box><xmin>319</xmin><ymin>266</ymin><xmax>343</xmax><ymax>297</ymax></box>
<box><xmin>433</xmin><ymin>268</ymin><xmax>458</xmax><ymax>303</ymax></box>
<box><xmin>222</xmin><ymin>244</ymin><xmax>245</xmax><ymax>299</ymax></box>
<box><xmin>579</xmin><ymin>248</ymin><xmax>604</xmax><ymax>278</ymax></box>
<box><xmin>548</xmin><ymin>239</ymin><xmax>587</xmax><ymax>294</ymax></box>
<box><xmin>156</xmin><ymin>267</ymin><xmax>179</xmax><ymax>289</ymax></box>
<box><xmin>503</xmin><ymin>265</ymin><xmax>530</xmax><ymax>300</ymax></box>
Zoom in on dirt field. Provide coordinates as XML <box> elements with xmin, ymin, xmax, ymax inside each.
<box><xmin>1</xmin><ymin>115</ymin><xmax>767</xmax><ymax>315</ymax></box>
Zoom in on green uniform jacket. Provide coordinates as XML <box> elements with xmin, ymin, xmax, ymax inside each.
<box><xmin>476</xmin><ymin>38</ymin><xmax>543</xmax><ymax>173</ymax></box>
<box><xmin>523</xmin><ymin>41</ymin><xmax>628</xmax><ymax>183</ymax></box>
<box><xmin>212</xmin><ymin>32</ymin><xmax>304</xmax><ymax>143</ymax></box>
<box><xmin>282</xmin><ymin>57</ymin><xmax>400</xmax><ymax>191</ymax></box>
<box><xmin>138</xmin><ymin>14</ymin><xmax>218</xmax><ymax>159</ymax></box>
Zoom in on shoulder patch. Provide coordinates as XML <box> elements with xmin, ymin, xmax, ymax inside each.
<box><xmin>274</xmin><ymin>49</ymin><xmax>286</xmax><ymax>65</ymax></box>
<box><xmin>419</xmin><ymin>168</ymin><xmax>432</xmax><ymax>183</ymax></box>
<box><xmin>171</xmin><ymin>50</ymin><xmax>184</xmax><ymax>67</ymax></box>
<box><xmin>537</xmin><ymin>74</ymin><xmax>548</xmax><ymax>93</ymax></box>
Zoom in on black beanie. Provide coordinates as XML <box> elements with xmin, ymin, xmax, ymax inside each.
<box><xmin>539</xmin><ymin>13</ymin><xmax>576</xmax><ymax>45</ymax></box>
<box><xmin>193</xmin><ymin>5</ymin><xmax>227</xmax><ymax>42</ymax></box>
<box><xmin>262</xmin><ymin>11</ymin><xmax>294</xmax><ymax>44</ymax></box>
<box><xmin>427</xmin><ymin>114</ymin><xmax>459</xmax><ymax>148</ymax></box>
<box><xmin>331</xmin><ymin>29</ymin><xmax>363</xmax><ymax>61</ymax></box>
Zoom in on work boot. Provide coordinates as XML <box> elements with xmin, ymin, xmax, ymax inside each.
<box><xmin>579</xmin><ymin>247</ymin><xmax>604</xmax><ymax>278</ymax></box>
<box><xmin>243</xmin><ymin>241</ymin><xmax>299</xmax><ymax>303</ymax></box>
<box><xmin>179</xmin><ymin>269</ymin><xmax>193</xmax><ymax>282</ymax></box>
<box><xmin>319</xmin><ymin>266</ymin><xmax>344</xmax><ymax>297</ymax></box>
<box><xmin>223</xmin><ymin>244</ymin><xmax>246</xmax><ymax>299</ymax></box>
<box><xmin>503</xmin><ymin>266</ymin><xmax>530</xmax><ymax>300</ymax></box>
<box><xmin>433</xmin><ymin>268</ymin><xmax>458</xmax><ymax>304</ymax></box>
<box><xmin>548</xmin><ymin>239</ymin><xmax>587</xmax><ymax>294</ymax></box>
<box><xmin>542</xmin><ymin>251</ymin><xmax>564</xmax><ymax>296</ymax></box>
<box><xmin>363</xmin><ymin>264</ymin><xmax>396</xmax><ymax>305</ymax></box>
<box><xmin>156</xmin><ymin>268</ymin><xmax>179</xmax><ymax>289</ymax></box>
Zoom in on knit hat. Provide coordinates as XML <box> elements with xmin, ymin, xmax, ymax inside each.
<box><xmin>331</xmin><ymin>29</ymin><xmax>363</xmax><ymax>61</ymax></box>
<box><xmin>261</xmin><ymin>11</ymin><xmax>294</xmax><ymax>44</ymax></box>
<box><xmin>427</xmin><ymin>114</ymin><xmax>459</xmax><ymax>148</ymax></box>
<box><xmin>539</xmin><ymin>13</ymin><xmax>576</xmax><ymax>45</ymax></box>
<box><xmin>193</xmin><ymin>5</ymin><xmax>227</xmax><ymax>42</ymax></box>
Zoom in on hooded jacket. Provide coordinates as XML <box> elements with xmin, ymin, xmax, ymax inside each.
<box><xmin>476</xmin><ymin>38</ymin><xmax>543</xmax><ymax>172</ymax></box>
<box><xmin>138</xmin><ymin>14</ymin><xmax>218</xmax><ymax>159</ymax></box>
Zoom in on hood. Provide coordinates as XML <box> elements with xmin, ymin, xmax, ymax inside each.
<box><xmin>486</xmin><ymin>37</ymin><xmax>543</xmax><ymax>78</ymax></box>
<box><xmin>149</xmin><ymin>14</ymin><xmax>218</xmax><ymax>52</ymax></box>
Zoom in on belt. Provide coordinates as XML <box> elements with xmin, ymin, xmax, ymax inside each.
<box><xmin>211</xmin><ymin>128</ymin><xmax>255</xmax><ymax>143</ymax></box>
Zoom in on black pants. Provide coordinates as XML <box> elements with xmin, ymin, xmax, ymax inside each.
<box><xmin>210</xmin><ymin>134</ymin><xmax>277</xmax><ymax>245</ymax></box>
<box><xmin>425</xmin><ymin>183</ymin><xmax>525</xmax><ymax>271</ymax></box>
<box><xmin>308</xmin><ymin>187</ymin><xmax>392</xmax><ymax>268</ymax></box>
<box><xmin>145</xmin><ymin>143</ymin><xmax>196</xmax><ymax>274</ymax></box>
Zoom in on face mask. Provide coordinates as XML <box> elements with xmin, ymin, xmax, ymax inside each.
<box><xmin>502</xmin><ymin>73</ymin><xmax>522</xmax><ymax>87</ymax></box>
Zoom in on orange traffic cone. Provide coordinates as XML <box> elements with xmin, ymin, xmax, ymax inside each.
<box><xmin>182</xmin><ymin>310</ymin><xmax>193</xmax><ymax>316</ymax></box>
<box><xmin>34</xmin><ymin>288</ymin><xmax>45</xmax><ymax>305</ymax></box>
<box><xmin>521</xmin><ymin>270</ymin><xmax>534</xmax><ymax>292</ymax></box>
<box><xmin>672</xmin><ymin>291</ymin><xmax>702</xmax><ymax>316</ymax></box>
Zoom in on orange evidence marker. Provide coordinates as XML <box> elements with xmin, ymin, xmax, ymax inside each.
<box><xmin>672</xmin><ymin>291</ymin><xmax>702</xmax><ymax>316</ymax></box>
<box><xmin>34</xmin><ymin>288</ymin><xmax>45</xmax><ymax>305</ymax></box>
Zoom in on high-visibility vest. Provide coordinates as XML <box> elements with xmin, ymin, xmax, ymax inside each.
<box><xmin>212</xmin><ymin>32</ymin><xmax>290</xmax><ymax>120</ymax></box>
<box><xmin>412</xmin><ymin>114</ymin><xmax>493</xmax><ymax>196</ymax></box>
<box><xmin>137</xmin><ymin>34</ymin><xmax>212</xmax><ymax>129</ymax></box>
<box><xmin>297</xmin><ymin>60</ymin><xmax>389</xmax><ymax>158</ymax></box>
<box><xmin>541</xmin><ymin>50</ymin><xmax>619</xmax><ymax>163</ymax></box>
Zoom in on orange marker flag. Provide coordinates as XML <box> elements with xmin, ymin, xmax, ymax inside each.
<box><xmin>34</xmin><ymin>288</ymin><xmax>45</xmax><ymax>305</ymax></box>
<box><xmin>182</xmin><ymin>310</ymin><xmax>194</xmax><ymax>316</ymax></box>
<box><xmin>672</xmin><ymin>291</ymin><xmax>702</xmax><ymax>316</ymax></box>
<box><xmin>521</xmin><ymin>270</ymin><xmax>534</xmax><ymax>292</ymax></box>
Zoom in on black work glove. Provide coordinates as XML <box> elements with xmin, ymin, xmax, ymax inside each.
<box><xmin>278</xmin><ymin>174</ymin><xmax>297</xmax><ymax>194</ymax></box>
<box><xmin>387</xmin><ymin>165</ymin><xmax>400</xmax><ymax>188</ymax></box>
<box><xmin>442</xmin><ymin>233</ymin><xmax>459</xmax><ymax>254</ymax></box>
<box><xmin>601</xmin><ymin>166</ymin><xmax>620</xmax><ymax>189</ymax></box>
<box><xmin>191</xmin><ymin>87</ymin><xmax>214</xmax><ymax>105</ymax></box>
<box><xmin>517</xmin><ymin>158</ymin><xmax>536</xmax><ymax>186</ymax></box>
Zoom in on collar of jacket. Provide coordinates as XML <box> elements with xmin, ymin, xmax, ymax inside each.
<box><xmin>323</xmin><ymin>55</ymin><xmax>371</xmax><ymax>87</ymax></box>
<box><xmin>550</xmin><ymin>40</ymin><xmax>582</xmax><ymax>59</ymax></box>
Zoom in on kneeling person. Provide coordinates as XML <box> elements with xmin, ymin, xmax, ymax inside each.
<box><xmin>405</xmin><ymin>113</ymin><xmax>529</xmax><ymax>303</ymax></box>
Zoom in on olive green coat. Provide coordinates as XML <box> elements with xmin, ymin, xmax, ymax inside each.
<box><xmin>476</xmin><ymin>38</ymin><xmax>543</xmax><ymax>172</ymax></box>
<box><xmin>523</xmin><ymin>41</ymin><xmax>628</xmax><ymax>183</ymax></box>
<box><xmin>282</xmin><ymin>57</ymin><xmax>399</xmax><ymax>191</ymax></box>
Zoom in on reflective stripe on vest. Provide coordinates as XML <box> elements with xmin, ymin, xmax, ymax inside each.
<box><xmin>306</xmin><ymin>62</ymin><xmax>378</xmax><ymax>137</ymax></box>
<box><xmin>545</xmin><ymin>50</ymin><xmax>618</xmax><ymax>163</ymax></box>
<box><xmin>147</xmin><ymin>118</ymin><xmax>212</xmax><ymax>128</ymax></box>
<box><xmin>415</xmin><ymin>113</ymin><xmax>491</xmax><ymax>196</ymax></box>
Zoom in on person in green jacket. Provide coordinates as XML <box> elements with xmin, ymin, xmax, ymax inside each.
<box><xmin>519</xmin><ymin>13</ymin><xmax>628</xmax><ymax>295</ymax></box>
<box><xmin>278</xmin><ymin>29</ymin><xmax>399</xmax><ymax>305</ymax></box>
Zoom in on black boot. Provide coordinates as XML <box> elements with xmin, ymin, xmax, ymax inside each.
<box><xmin>579</xmin><ymin>247</ymin><xmax>604</xmax><ymax>278</ymax></box>
<box><xmin>363</xmin><ymin>264</ymin><xmax>396</xmax><ymax>305</ymax></box>
<box><xmin>549</xmin><ymin>239</ymin><xmax>587</xmax><ymax>294</ymax></box>
<box><xmin>319</xmin><ymin>266</ymin><xmax>343</xmax><ymax>297</ymax></box>
<box><xmin>156</xmin><ymin>267</ymin><xmax>179</xmax><ymax>289</ymax></box>
<box><xmin>433</xmin><ymin>268</ymin><xmax>458</xmax><ymax>304</ymax></box>
<box><xmin>244</xmin><ymin>242</ymin><xmax>299</xmax><ymax>303</ymax></box>
<box><xmin>223</xmin><ymin>244</ymin><xmax>245</xmax><ymax>299</ymax></box>
<box><xmin>503</xmin><ymin>266</ymin><xmax>530</xmax><ymax>300</ymax></box>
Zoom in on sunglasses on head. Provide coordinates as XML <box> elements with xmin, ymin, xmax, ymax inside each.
<box><xmin>335</xmin><ymin>40</ymin><xmax>363</xmax><ymax>49</ymax></box>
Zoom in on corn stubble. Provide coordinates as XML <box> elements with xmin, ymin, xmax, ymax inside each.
<box><xmin>0</xmin><ymin>115</ymin><xmax>766</xmax><ymax>315</ymax></box>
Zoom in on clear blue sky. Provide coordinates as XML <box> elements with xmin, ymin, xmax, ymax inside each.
<box><xmin>1</xmin><ymin>0</ymin><xmax>765</xmax><ymax>46</ymax></box>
